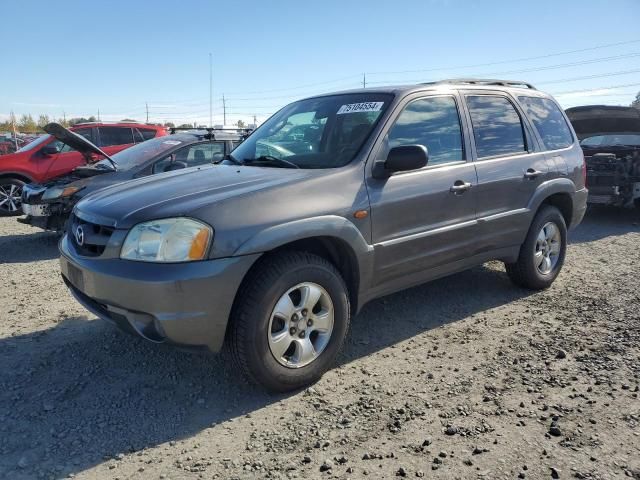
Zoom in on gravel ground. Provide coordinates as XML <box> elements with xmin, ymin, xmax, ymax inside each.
<box><xmin>1</xmin><ymin>207</ymin><xmax>639</xmax><ymax>480</ymax></box>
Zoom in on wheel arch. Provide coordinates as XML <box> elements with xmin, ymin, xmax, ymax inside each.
<box><xmin>232</xmin><ymin>216</ymin><xmax>373</xmax><ymax>314</ymax></box>
<box><xmin>0</xmin><ymin>172</ymin><xmax>33</xmax><ymax>183</ymax></box>
<box><xmin>527</xmin><ymin>178</ymin><xmax>575</xmax><ymax>227</ymax></box>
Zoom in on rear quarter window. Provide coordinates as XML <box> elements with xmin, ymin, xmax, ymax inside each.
<box><xmin>99</xmin><ymin>127</ymin><xmax>134</xmax><ymax>147</ymax></box>
<box><xmin>140</xmin><ymin>129</ymin><xmax>158</xmax><ymax>140</ymax></box>
<box><xmin>518</xmin><ymin>96</ymin><xmax>573</xmax><ymax>150</ymax></box>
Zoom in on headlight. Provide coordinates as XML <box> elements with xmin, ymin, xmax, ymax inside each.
<box><xmin>120</xmin><ymin>218</ymin><xmax>212</xmax><ymax>262</ymax></box>
<box><xmin>42</xmin><ymin>186</ymin><xmax>80</xmax><ymax>201</ymax></box>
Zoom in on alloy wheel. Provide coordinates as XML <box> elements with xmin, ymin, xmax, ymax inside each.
<box><xmin>268</xmin><ymin>282</ymin><xmax>334</xmax><ymax>368</ymax></box>
<box><xmin>0</xmin><ymin>183</ymin><xmax>22</xmax><ymax>213</ymax></box>
<box><xmin>534</xmin><ymin>221</ymin><xmax>561</xmax><ymax>275</ymax></box>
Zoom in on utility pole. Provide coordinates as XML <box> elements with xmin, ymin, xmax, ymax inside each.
<box><xmin>209</xmin><ymin>53</ymin><xmax>213</xmax><ymax>128</ymax></box>
<box><xmin>97</xmin><ymin>108</ymin><xmax>101</xmax><ymax>121</ymax></box>
<box><xmin>222</xmin><ymin>94</ymin><xmax>226</xmax><ymax>125</ymax></box>
<box><xmin>363</xmin><ymin>73</ymin><xmax>366</xmax><ymax>88</ymax></box>
<box><xmin>10</xmin><ymin>111</ymin><xmax>17</xmax><ymax>151</ymax></box>
<box><xmin>253</xmin><ymin>114</ymin><xmax>257</xmax><ymax>127</ymax></box>
<box><xmin>145</xmin><ymin>102</ymin><xmax>149</xmax><ymax>123</ymax></box>
<box><xmin>63</xmin><ymin>111</ymin><xmax>66</xmax><ymax>125</ymax></box>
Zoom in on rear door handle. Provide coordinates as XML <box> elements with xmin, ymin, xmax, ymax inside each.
<box><xmin>450</xmin><ymin>181</ymin><xmax>472</xmax><ymax>194</ymax></box>
<box><xmin>524</xmin><ymin>168</ymin><xmax>543</xmax><ymax>179</ymax></box>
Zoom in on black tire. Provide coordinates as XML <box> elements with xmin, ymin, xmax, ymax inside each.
<box><xmin>505</xmin><ymin>205</ymin><xmax>567</xmax><ymax>290</ymax></box>
<box><xmin>227</xmin><ymin>251</ymin><xmax>350</xmax><ymax>392</ymax></box>
<box><xmin>0</xmin><ymin>177</ymin><xmax>25</xmax><ymax>217</ymax></box>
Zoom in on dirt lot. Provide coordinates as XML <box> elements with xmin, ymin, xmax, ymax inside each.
<box><xmin>1</xmin><ymin>207</ymin><xmax>639</xmax><ymax>480</ymax></box>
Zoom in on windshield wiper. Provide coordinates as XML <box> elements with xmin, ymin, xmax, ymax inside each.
<box><xmin>242</xmin><ymin>155</ymin><xmax>300</xmax><ymax>169</ymax></box>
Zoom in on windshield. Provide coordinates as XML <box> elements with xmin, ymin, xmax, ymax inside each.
<box><xmin>94</xmin><ymin>136</ymin><xmax>189</xmax><ymax>171</ymax></box>
<box><xmin>581</xmin><ymin>134</ymin><xmax>640</xmax><ymax>147</ymax></box>
<box><xmin>231</xmin><ymin>93</ymin><xmax>393</xmax><ymax>168</ymax></box>
<box><xmin>16</xmin><ymin>134</ymin><xmax>50</xmax><ymax>152</ymax></box>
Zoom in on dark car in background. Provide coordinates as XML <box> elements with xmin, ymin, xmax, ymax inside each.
<box><xmin>0</xmin><ymin>122</ymin><xmax>167</xmax><ymax>216</ymax></box>
<box><xmin>566</xmin><ymin>105</ymin><xmax>640</xmax><ymax>208</ymax></box>
<box><xmin>20</xmin><ymin>123</ymin><xmax>246</xmax><ymax>232</ymax></box>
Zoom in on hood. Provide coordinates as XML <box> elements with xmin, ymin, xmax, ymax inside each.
<box><xmin>43</xmin><ymin>122</ymin><xmax>113</xmax><ymax>163</ymax></box>
<box><xmin>565</xmin><ymin>106</ymin><xmax>640</xmax><ymax>140</ymax></box>
<box><xmin>75</xmin><ymin>164</ymin><xmax>313</xmax><ymax>228</ymax></box>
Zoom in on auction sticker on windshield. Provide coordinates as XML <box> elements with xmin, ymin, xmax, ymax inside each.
<box><xmin>337</xmin><ymin>102</ymin><xmax>384</xmax><ymax>115</ymax></box>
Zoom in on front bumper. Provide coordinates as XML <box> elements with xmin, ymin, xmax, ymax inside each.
<box><xmin>59</xmin><ymin>233</ymin><xmax>259</xmax><ymax>352</ymax></box>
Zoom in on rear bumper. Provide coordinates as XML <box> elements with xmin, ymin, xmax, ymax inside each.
<box><xmin>59</xmin><ymin>234</ymin><xmax>259</xmax><ymax>352</ymax></box>
<box><xmin>571</xmin><ymin>187</ymin><xmax>588</xmax><ymax>229</ymax></box>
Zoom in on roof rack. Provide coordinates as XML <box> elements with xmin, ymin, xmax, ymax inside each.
<box><xmin>169</xmin><ymin>126</ymin><xmax>254</xmax><ymax>140</ymax></box>
<box><xmin>424</xmin><ymin>78</ymin><xmax>537</xmax><ymax>90</ymax></box>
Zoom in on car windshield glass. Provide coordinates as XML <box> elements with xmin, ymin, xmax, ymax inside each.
<box><xmin>231</xmin><ymin>93</ymin><xmax>393</xmax><ymax>168</ymax></box>
<box><xmin>16</xmin><ymin>134</ymin><xmax>51</xmax><ymax>152</ymax></box>
<box><xmin>94</xmin><ymin>136</ymin><xmax>190</xmax><ymax>171</ymax></box>
<box><xmin>580</xmin><ymin>134</ymin><xmax>640</xmax><ymax>147</ymax></box>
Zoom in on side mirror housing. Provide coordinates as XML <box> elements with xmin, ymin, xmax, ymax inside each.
<box><xmin>372</xmin><ymin>145</ymin><xmax>428</xmax><ymax>178</ymax></box>
<box><xmin>42</xmin><ymin>144</ymin><xmax>61</xmax><ymax>156</ymax></box>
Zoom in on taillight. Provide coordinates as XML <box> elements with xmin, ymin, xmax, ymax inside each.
<box><xmin>582</xmin><ymin>155</ymin><xmax>587</xmax><ymax>187</ymax></box>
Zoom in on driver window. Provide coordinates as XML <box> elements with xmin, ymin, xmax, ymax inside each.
<box><xmin>386</xmin><ymin>96</ymin><xmax>464</xmax><ymax>166</ymax></box>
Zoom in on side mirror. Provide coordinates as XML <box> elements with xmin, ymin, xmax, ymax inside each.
<box><xmin>42</xmin><ymin>144</ymin><xmax>61</xmax><ymax>156</ymax></box>
<box><xmin>164</xmin><ymin>161</ymin><xmax>187</xmax><ymax>172</ymax></box>
<box><xmin>372</xmin><ymin>145</ymin><xmax>428</xmax><ymax>178</ymax></box>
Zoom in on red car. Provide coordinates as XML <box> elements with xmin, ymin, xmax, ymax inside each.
<box><xmin>0</xmin><ymin>122</ymin><xmax>167</xmax><ymax>215</ymax></box>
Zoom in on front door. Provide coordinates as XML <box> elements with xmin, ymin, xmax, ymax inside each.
<box><xmin>367</xmin><ymin>93</ymin><xmax>479</xmax><ymax>288</ymax></box>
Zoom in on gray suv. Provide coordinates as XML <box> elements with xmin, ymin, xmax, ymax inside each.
<box><xmin>59</xmin><ymin>79</ymin><xmax>587</xmax><ymax>391</ymax></box>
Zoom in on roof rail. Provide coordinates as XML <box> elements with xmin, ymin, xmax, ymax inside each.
<box><xmin>424</xmin><ymin>78</ymin><xmax>537</xmax><ymax>90</ymax></box>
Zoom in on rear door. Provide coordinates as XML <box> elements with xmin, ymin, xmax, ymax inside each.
<box><xmin>367</xmin><ymin>92</ymin><xmax>479</xmax><ymax>288</ymax></box>
<box><xmin>97</xmin><ymin>126</ymin><xmax>134</xmax><ymax>155</ymax></box>
<box><xmin>462</xmin><ymin>91</ymin><xmax>550</xmax><ymax>251</ymax></box>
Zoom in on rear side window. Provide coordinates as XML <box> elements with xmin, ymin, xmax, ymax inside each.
<box><xmin>387</xmin><ymin>96</ymin><xmax>464</xmax><ymax>165</ymax></box>
<box><xmin>99</xmin><ymin>127</ymin><xmax>134</xmax><ymax>147</ymax></box>
<box><xmin>518</xmin><ymin>96</ymin><xmax>573</xmax><ymax>150</ymax></box>
<box><xmin>140</xmin><ymin>129</ymin><xmax>157</xmax><ymax>140</ymax></box>
<box><xmin>466</xmin><ymin>95</ymin><xmax>526</xmax><ymax>158</ymax></box>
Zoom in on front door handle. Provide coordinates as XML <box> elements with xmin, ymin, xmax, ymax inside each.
<box><xmin>524</xmin><ymin>168</ymin><xmax>543</xmax><ymax>179</ymax></box>
<box><xmin>450</xmin><ymin>181</ymin><xmax>472</xmax><ymax>194</ymax></box>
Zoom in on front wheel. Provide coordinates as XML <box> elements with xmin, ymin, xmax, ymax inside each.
<box><xmin>505</xmin><ymin>205</ymin><xmax>567</xmax><ymax>290</ymax></box>
<box><xmin>0</xmin><ymin>178</ymin><xmax>25</xmax><ymax>216</ymax></box>
<box><xmin>227</xmin><ymin>251</ymin><xmax>350</xmax><ymax>392</ymax></box>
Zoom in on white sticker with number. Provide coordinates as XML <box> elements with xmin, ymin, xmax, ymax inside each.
<box><xmin>337</xmin><ymin>102</ymin><xmax>384</xmax><ymax>115</ymax></box>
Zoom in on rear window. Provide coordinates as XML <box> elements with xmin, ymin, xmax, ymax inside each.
<box><xmin>519</xmin><ymin>96</ymin><xmax>573</xmax><ymax>150</ymax></box>
<box><xmin>139</xmin><ymin>129</ymin><xmax>157</xmax><ymax>140</ymax></box>
<box><xmin>466</xmin><ymin>95</ymin><xmax>527</xmax><ymax>158</ymax></box>
<box><xmin>99</xmin><ymin>127</ymin><xmax>134</xmax><ymax>147</ymax></box>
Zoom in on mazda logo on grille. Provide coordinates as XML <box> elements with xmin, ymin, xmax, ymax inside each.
<box><xmin>74</xmin><ymin>225</ymin><xmax>85</xmax><ymax>246</ymax></box>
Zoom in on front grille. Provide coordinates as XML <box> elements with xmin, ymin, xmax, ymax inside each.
<box><xmin>69</xmin><ymin>213</ymin><xmax>114</xmax><ymax>257</ymax></box>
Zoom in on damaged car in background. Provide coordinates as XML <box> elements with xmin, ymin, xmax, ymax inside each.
<box><xmin>566</xmin><ymin>105</ymin><xmax>640</xmax><ymax>208</ymax></box>
<box><xmin>20</xmin><ymin>123</ymin><xmax>247</xmax><ymax>232</ymax></box>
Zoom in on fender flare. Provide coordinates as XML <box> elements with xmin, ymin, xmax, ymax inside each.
<box><xmin>527</xmin><ymin>178</ymin><xmax>575</xmax><ymax>214</ymax></box>
<box><xmin>233</xmin><ymin>215</ymin><xmax>374</xmax><ymax>297</ymax></box>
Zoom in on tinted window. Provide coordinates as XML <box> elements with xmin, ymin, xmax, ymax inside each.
<box><xmin>99</xmin><ymin>127</ymin><xmax>133</xmax><ymax>147</ymax></box>
<box><xmin>581</xmin><ymin>134</ymin><xmax>640</xmax><ymax>147</ymax></box>
<box><xmin>153</xmin><ymin>142</ymin><xmax>225</xmax><ymax>173</ymax></box>
<box><xmin>519</xmin><ymin>96</ymin><xmax>573</xmax><ymax>150</ymax></box>
<box><xmin>140</xmin><ymin>129</ymin><xmax>157</xmax><ymax>140</ymax></box>
<box><xmin>387</xmin><ymin>96</ymin><xmax>464</xmax><ymax>165</ymax></box>
<box><xmin>133</xmin><ymin>128</ymin><xmax>145</xmax><ymax>143</ymax></box>
<box><xmin>56</xmin><ymin>128</ymin><xmax>93</xmax><ymax>153</ymax></box>
<box><xmin>467</xmin><ymin>95</ymin><xmax>526</xmax><ymax>158</ymax></box>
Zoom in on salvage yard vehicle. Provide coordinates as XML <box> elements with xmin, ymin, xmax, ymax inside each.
<box><xmin>0</xmin><ymin>122</ymin><xmax>167</xmax><ymax>216</ymax></box>
<box><xmin>19</xmin><ymin>124</ymin><xmax>246</xmax><ymax>232</ymax></box>
<box><xmin>59</xmin><ymin>79</ymin><xmax>587</xmax><ymax>391</ymax></box>
<box><xmin>565</xmin><ymin>105</ymin><xmax>640</xmax><ymax>208</ymax></box>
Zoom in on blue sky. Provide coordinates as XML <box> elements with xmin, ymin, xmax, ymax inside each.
<box><xmin>1</xmin><ymin>0</ymin><xmax>639</xmax><ymax>125</ymax></box>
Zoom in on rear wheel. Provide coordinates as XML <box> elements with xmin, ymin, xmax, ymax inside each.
<box><xmin>227</xmin><ymin>251</ymin><xmax>350</xmax><ymax>392</ymax></box>
<box><xmin>0</xmin><ymin>178</ymin><xmax>25</xmax><ymax>216</ymax></box>
<box><xmin>505</xmin><ymin>205</ymin><xmax>567</xmax><ymax>290</ymax></box>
